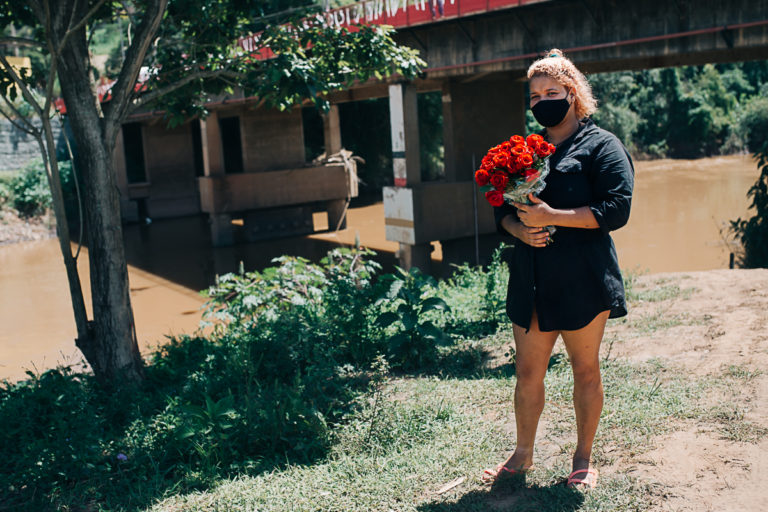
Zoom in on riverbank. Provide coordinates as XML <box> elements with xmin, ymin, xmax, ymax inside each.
<box><xmin>0</xmin><ymin>205</ymin><xmax>54</xmax><ymax>245</ymax></box>
<box><xmin>149</xmin><ymin>268</ymin><xmax>768</xmax><ymax>512</ymax></box>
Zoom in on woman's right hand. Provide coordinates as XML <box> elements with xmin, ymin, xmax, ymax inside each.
<box><xmin>505</xmin><ymin>216</ymin><xmax>550</xmax><ymax>248</ymax></box>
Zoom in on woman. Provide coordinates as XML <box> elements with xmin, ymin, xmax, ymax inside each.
<box><xmin>483</xmin><ymin>49</ymin><xmax>634</xmax><ymax>489</ymax></box>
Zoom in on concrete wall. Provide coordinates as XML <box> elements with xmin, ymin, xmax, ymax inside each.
<box><xmin>240</xmin><ymin>106</ymin><xmax>305</xmax><ymax>172</ymax></box>
<box><xmin>141</xmin><ymin>120</ymin><xmax>200</xmax><ymax>218</ymax></box>
<box><xmin>0</xmin><ymin>117</ymin><xmax>64</xmax><ymax>172</ymax></box>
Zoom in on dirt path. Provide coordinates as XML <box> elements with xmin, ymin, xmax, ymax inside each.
<box><xmin>603</xmin><ymin>269</ymin><xmax>768</xmax><ymax>512</ymax></box>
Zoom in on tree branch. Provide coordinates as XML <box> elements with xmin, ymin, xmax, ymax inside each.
<box><xmin>128</xmin><ymin>68</ymin><xmax>244</xmax><ymax>112</ymax></box>
<box><xmin>0</xmin><ymin>103</ymin><xmax>37</xmax><ymax>136</ymax></box>
<box><xmin>60</xmin><ymin>0</ymin><xmax>109</xmax><ymax>49</ymax></box>
<box><xmin>0</xmin><ymin>37</ymin><xmax>45</xmax><ymax>49</ymax></box>
<box><xmin>104</xmin><ymin>0</ymin><xmax>168</xmax><ymax>140</ymax></box>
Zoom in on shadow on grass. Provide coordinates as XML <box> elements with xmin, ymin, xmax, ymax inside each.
<box><xmin>419</xmin><ymin>474</ymin><xmax>585</xmax><ymax>512</ymax></box>
<box><xmin>432</xmin><ymin>343</ymin><xmax>567</xmax><ymax>380</ymax></box>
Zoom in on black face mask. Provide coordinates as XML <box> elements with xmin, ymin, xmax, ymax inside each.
<box><xmin>531</xmin><ymin>94</ymin><xmax>572</xmax><ymax>128</ymax></box>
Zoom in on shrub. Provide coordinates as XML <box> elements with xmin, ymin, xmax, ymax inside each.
<box><xmin>730</xmin><ymin>148</ymin><xmax>768</xmax><ymax>268</ymax></box>
<box><xmin>7</xmin><ymin>159</ymin><xmax>79</xmax><ymax>220</ymax></box>
<box><xmin>738</xmin><ymin>96</ymin><xmax>768</xmax><ymax>153</ymax></box>
<box><xmin>374</xmin><ymin>266</ymin><xmax>452</xmax><ymax>370</ymax></box>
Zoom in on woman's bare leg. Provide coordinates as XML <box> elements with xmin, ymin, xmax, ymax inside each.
<box><xmin>502</xmin><ymin>310</ymin><xmax>559</xmax><ymax>470</ymax></box>
<box><xmin>560</xmin><ymin>310</ymin><xmax>610</xmax><ymax>474</ymax></box>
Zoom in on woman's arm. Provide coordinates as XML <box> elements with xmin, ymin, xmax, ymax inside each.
<box><xmin>514</xmin><ymin>136</ymin><xmax>634</xmax><ymax>232</ymax></box>
<box><xmin>514</xmin><ymin>197</ymin><xmax>600</xmax><ymax>229</ymax></box>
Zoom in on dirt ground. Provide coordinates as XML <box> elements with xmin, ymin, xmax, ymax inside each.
<box><xmin>0</xmin><ymin>207</ymin><xmax>55</xmax><ymax>245</ymax></box>
<box><xmin>602</xmin><ymin>269</ymin><xmax>768</xmax><ymax>512</ymax></box>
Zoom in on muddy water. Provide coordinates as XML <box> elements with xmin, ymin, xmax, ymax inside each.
<box><xmin>0</xmin><ymin>154</ymin><xmax>760</xmax><ymax>381</ymax></box>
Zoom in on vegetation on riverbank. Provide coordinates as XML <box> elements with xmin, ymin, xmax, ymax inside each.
<box><xmin>2</xmin><ymin>244</ymin><xmax>767</xmax><ymax>511</ymax></box>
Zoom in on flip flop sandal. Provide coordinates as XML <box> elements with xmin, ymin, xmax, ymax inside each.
<box><xmin>481</xmin><ymin>463</ymin><xmax>531</xmax><ymax>484</ymax></box>
<box><xmin>567</xmin><ymin>468</ymin><xmax>599</xmax><ymax>490</ymax></box>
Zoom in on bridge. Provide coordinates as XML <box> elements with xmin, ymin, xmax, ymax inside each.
<box><xmin>119</xmin><ymin>0</ymin><xmax>768</xmax><ymax>271</ymax></box>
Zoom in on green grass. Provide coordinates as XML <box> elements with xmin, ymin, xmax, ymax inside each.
<box><xmin>146</xmin><ymin>355</ymin><xmax>710</xmax><ymax>512</ymax></box>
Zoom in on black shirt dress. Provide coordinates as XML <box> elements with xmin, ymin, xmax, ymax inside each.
<box><xmin>493</xmin><ymin>118</ymin><xmax>635</xmax><ymax>332</ymax></box>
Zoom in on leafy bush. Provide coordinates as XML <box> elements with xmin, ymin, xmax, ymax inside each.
<box><xmin>738</xmin><ymin>96</ymin><xmax>768</xmax><ymax>153</ymax></box>
<box><xmin>375</xmin><ymin>266</ymin><xmax>452</xmax><ymax>370</ymax></box>
<box><xmin>9</xmin><ymin>160</ymin><xmax>52</xmax><ymax>216</ymax></box>
<box><xmin>7</xmin><ymin>158</ymin><xmax>80</xmax><ymax>220</ymax></box>
<box><xmin>0</xmin><ymin>243</ymin><xmax>516</xmax><ymax>510</ymax></box>
<box><xmin>437</xmin><ymin>243</ymin><xmax>510</xmax><ymax>338</ymax></box>
<box><xmin>730</xmin><ymin>148</ymin><xmax>768</xmax><ymax>268</ymax></box>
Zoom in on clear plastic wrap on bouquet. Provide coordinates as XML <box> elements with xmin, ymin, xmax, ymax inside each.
<box><xmin>502</xmin><ymin>158</ymin><xmax>550</xmax><ymax>206</ymax></box>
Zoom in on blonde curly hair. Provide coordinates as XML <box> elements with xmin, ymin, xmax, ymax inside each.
<box><xmin>527</xmin><ymin>49</ymin><xmax>597</xmax><ymax>120</ymax></box>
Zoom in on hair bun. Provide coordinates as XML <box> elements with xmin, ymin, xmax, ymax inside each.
<box><xmin>546</xmin><ymin>48</ymin><xmax>564</xmax><ymax>58</ymax></box>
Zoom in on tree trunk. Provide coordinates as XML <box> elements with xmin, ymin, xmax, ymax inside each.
<box><xmin>54</xmin><ymin>22</ymin><xmax>144</xmax><ymax>384</ymax></box>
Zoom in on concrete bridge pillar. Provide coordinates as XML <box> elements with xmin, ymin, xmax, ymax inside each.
<box><xmin>387</xmin><ymin>82</ymin><xmax>433</xmax><ymax>271</ymax></box>
<box><xmin>442</xmin><ymin>77</ymin><xmax>526</xmax><ymax>181</ymax></box>
<box><xmin>439</xmin><ymin>77</ymin><xmax>526</xmax><ymax>271</ymax></box>
<box><xmin>199</xmin><ymin>111</ymin><xmax>233</xmax><ymax>247</ymax></box>
<box><xmin>322</xmin><ymin>104</ymin><xmax>342</xmax><ymax>155</ymax></box>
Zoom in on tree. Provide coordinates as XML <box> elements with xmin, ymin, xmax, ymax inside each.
<box><xmin>0</xmin><ymin>1</ymin><xmax>423</xmax><ymax>385</ymax></box>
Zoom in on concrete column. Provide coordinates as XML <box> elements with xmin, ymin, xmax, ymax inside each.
<box><xmin>388</xmin><ymin>83</ymin><xmax>421</xmax><ymax>187</ymax></box>
<box><xmin>210</xmin><ymin>213</ymin><xmax>234</xmax><ymax>247</ymax></box>
<box><xmin>200</xmin><ymin>110</ymin><xmax>224</xmax><ymax>177</ymax></box>
<box><xmin>200</xmin><ymin>111</ymin><xmax>231</xmax><ymax>245</ymax></box>
<box><xmin>397</xmin><ymin>243</ymin><xmax>433</xmax><ymax>273</ymax></box>
<box><xmin>439</xmin><ymin>77</ymin><xmax>526</xmax><ymax>272</ymax></box>
<box><xmin>388</xmin><ymin>82</ymin><xmax>430</xmax><ymax>270</ymax></box>
<box><xmin>327</xmin><ymin>198</ymin><xmax>347</xmax><ymax>231</ymax></box>
<box><xmin>442</xmin><ymin>78</ymin><xmax>526</xmax><ymax>182</ymax></box>
<box><xmin>322</xmin><ymin>104</ymin><xmax>342</xmax><ymax>155</ymax></box>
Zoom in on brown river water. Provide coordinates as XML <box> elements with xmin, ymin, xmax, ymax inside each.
<box><xmin>0</xmin><ymin>154</ymin><xmax>760</xmax><ymax>381</ymax></box>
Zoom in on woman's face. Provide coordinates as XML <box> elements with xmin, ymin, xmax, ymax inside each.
<box><xmin>528</xmin><ymin>75</ymin><xmax>569</xmax><ymax>108</ymax></box>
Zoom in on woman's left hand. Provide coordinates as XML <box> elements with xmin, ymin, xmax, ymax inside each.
<box><xmin>513</xmin><ymin>193</ymin><xmax>556</xmax><ymax>228</ymax></box>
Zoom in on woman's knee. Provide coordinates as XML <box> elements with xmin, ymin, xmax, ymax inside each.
<box><xmin>515</xmin><ymin>360</ymin><xmax>548</xmax><ymax>387</ymax></box>
<box><xmin>571</xmin><ymin>362</ymin><xmax>602</xmax><ymax>387</ymax></box>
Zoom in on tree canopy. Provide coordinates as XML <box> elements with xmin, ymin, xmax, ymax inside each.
<box><xmin>0</xmin><ymin>0</ymin><xmax>424</xmax><ymax>384</ymax></box>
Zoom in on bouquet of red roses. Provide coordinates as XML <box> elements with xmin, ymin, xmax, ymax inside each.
<box><xmin>474</xmin><ymin>134</ymin><xmax>555</xmax><ymax>207</ymax></box>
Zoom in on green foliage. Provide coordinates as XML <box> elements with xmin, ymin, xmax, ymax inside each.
<box><xmin>588</xmin><ymin>62</ymin><xmax>768</xmax><ymax>159</ymax></box>
<box><xmin>438</xmin><ymin>243</ymin><xmax>510</xmax><ymax>338</ymax></box>
<box><xmin>8</xmin><ymin>159</ymin><xmax>51</xmax><ymax>216</ymax></box>
<box><xmin>7</xmin><ymin>158</ymin><xmax>79</xmax><ymax>219</ymax></box>
<box><xmin>0</xmin><ymin>241</ymin><xmax>520</xmax><ymax>509</ymax></box>
<box><xmin>738</xmin><ymin>96</ymin><xmax>768</xmax><ymax>153</ymax></box>
<box><xmin>730</xmin><ymin>148</ymin><xmax>768</xmax><ymax>268</ymax></box>
<box><xmin>375</xmin><ymin>266</ymin><xmax>452</xmax><ymax>370</ymax></box>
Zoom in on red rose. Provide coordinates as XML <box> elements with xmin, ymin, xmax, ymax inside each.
<box><xmin>517</xmin><ymin>153</ymin><xmax>533</xmax><ymax>168</ymax></box>
<box><xmin>511</xmin><ymin>144</ymin><xmax>526</xmax><ymax>157</ymax></box>
<box><xmin>548</xmin><ymin>143</ymin><xmax>556</xmax><ymax>153</ymax></box>
<box><xmin>493</xmin><ymin>152</ymin><xmax>511</xmax><ymax>169</ymax></box>
<box><xmin>500</xmin><ymin>141</ymin><xmax>512</xmax><ymax>150</ymax></box>
<box><xmin>481</xmin><ymin>156</ymin><xmax>495</xmax><ymax>170</ymax></box>
<box><xmin>475</xmin><ymin>169</ymin><xmax>490</xmax><ymax>186</ymax></box>
<box><xmin>490</xmin><ymin>171</ymin><xmax>509</xmax><ymax>190</ymax></box>
<box><xmin>526</xmin><ymin>134</ymin><xmax>544</xmax><ymax>146</ymax></box>
<box><xmin>485</xmin><ymin>190</ymin><xmax>504</xmax><ymax>207</ymax></box>
<box><xmin>510</xmin><ymin>135</ymin><xmax>525</xmax><ymax>145</ymax></box>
